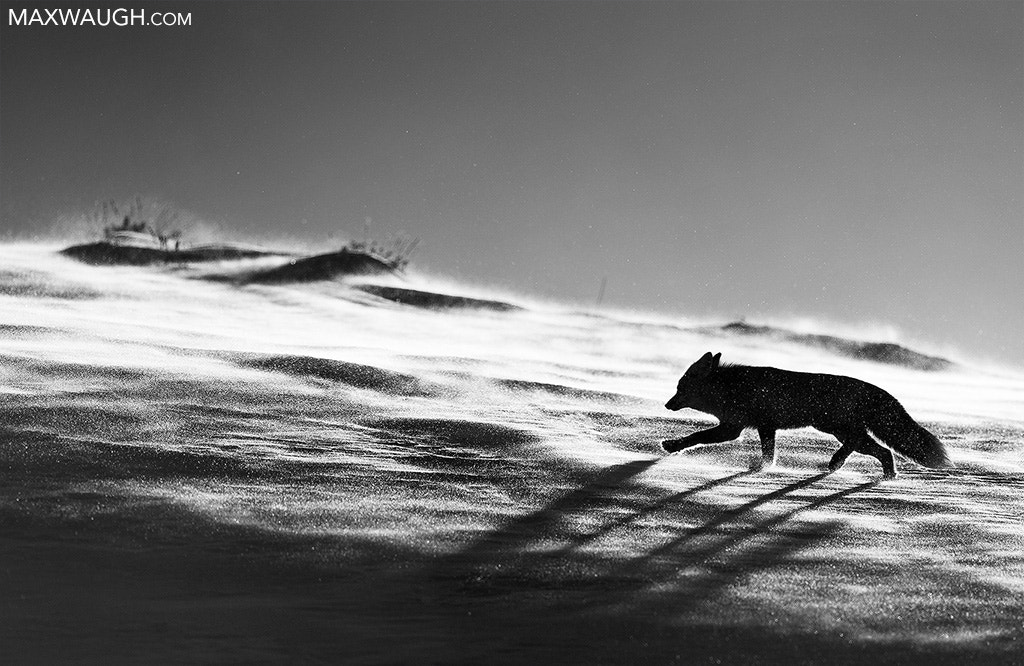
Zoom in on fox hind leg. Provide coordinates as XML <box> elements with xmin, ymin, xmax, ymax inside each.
<box><xmin>857</xmin><ymin>436</ymin><xmax>897</xmax><ymax>479</ymax></box>
<box><xmin>828</xmin><ymin>442</ymin><xmax>855</xmax><ymax>472</ymax></box>
<box><xmin>833</xmin><ymin>429</ymin><xmax>896</xmax><ymax>479</ymax></box>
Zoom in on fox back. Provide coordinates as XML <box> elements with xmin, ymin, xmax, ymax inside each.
<box><xmin>667</xmin><ymin>362</ymin><xmax>889</xmax><ymax>432</ymax></box>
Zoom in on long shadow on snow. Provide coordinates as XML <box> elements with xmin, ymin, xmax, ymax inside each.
<box><xmin>632</xmin><ymin>472</ymin><xmax>836</xmax><ymax>566</ymax></box>
<box><xmin>444</xmin><ymin>467</ymin><xmax>878</xmax><ymax>596</ymax></box>
<box><xmin>428</xmin><ymin>466</ymin><xmax>903</xmax><ymax>664</ymax></box>
<box><xmin>550</xmin><ymin>469</ymin><xmax>757</xmax><ymax>558</ymax></box>
<box><xmin>619</xmin><ymin>474</ymin><xmax>879</xmax><ymax>585</ymax></box>
<box><xmin>450</xmin><ymin>457</ymin><xmax>662</xmax><ymax>567</ymax></box>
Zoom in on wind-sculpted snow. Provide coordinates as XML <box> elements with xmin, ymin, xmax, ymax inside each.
<box><xmin>1</xmin><ymin>242</ymin><xmax>1023</xmax><ymax>664</ymax></box>
<box><xmin>714</xmin><ymin>320</ymin><xmax>954</xmax><ymax>371</ymax></box>
<box><xmin>0</xmin><ymin>268</ymin><xmax>103</xmax><ymax>299</ymax></box>
<box><xmin>61</xmin><ymin>241</ymin><xmax>284</xmax><ymax>266</ymax></box>
<box><xmin>356</xmin><ymin>284</ymin><xmax>524</xmax><ymax>311</ymax></box>
<box><xmin>246</xmin><ymin>248</ymin><xmax>398</xmax><ymax>283</ymax></box>
<box><xmin>496</xmin><ymin>378</ymin><xmax>648</xmax><ymax>404</ymax></box>
<box><xmin>233</xmin><ymin>352</ymin><xmax>446</xmax><ymax>397</ymax></box>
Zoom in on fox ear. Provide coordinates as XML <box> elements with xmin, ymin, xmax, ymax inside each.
<box><xmin>685</xmin><ymin>352</ymin><xmax>716</xmax><ymax>378</ymax></box>
<box><xmin>712</xmin><ymin>352</ymin><xmax>722</xmax><ymax>370</ymax></box>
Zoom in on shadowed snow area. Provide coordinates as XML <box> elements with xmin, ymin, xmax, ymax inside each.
<box><xmin>1</xmin><ymin>243</ymin><xmax>1022</xmax><ymax>664</ymax></box>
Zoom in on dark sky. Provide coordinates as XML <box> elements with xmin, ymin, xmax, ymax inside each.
<box><xmin>2</xmin><ymin>1</ymin><xmax>1022</xmax><ymax>363</ymax></box>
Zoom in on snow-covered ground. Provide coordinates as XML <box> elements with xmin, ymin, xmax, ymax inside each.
<box><xmin>2</xmin><ymin>242</ymin><xmax>1022</xmax><ymax>664</ymax></box>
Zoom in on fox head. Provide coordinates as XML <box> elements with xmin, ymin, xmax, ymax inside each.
<box><xmin>665</xmin><ymin>351</ymin><xmax>721</xmax><ymax>411</ymax></box>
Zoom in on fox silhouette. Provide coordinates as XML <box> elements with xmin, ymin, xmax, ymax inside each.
<box><xmin>662</xmin><ymin>352</ymin><xmax>951</xmax><ymax>478</ymax></box>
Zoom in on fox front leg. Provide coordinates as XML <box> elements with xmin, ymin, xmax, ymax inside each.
<box><xmin>754</xmin><ymin>426</ymin><xmax>777</xmax><ymax>470</ymax></box>
<box><xmin>663</xmin><ymin>423</ymin><xmax>743</xmax><ymax>454</ymax></box>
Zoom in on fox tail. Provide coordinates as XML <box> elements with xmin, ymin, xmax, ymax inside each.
<box><xmin>869</xmin><ymin>402</ymin><xmax>952</xmax><ymax>468</ymax></box>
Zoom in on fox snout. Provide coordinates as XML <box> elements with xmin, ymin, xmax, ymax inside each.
<box><xmin>665</xmin><ymin>393</ymin><xmax>684</xmax><ymax>411</ymax></box>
